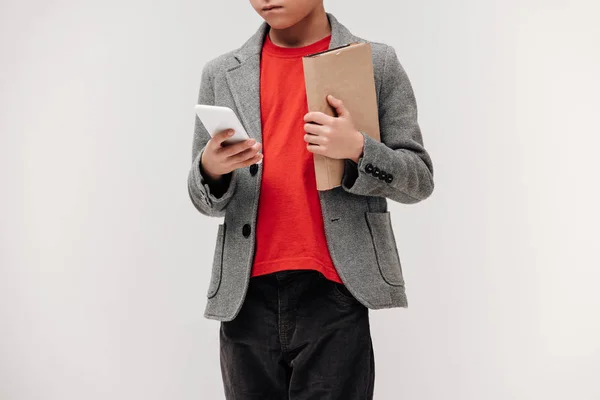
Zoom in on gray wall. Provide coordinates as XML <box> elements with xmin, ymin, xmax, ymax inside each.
<box><xmin>1</xmin><ymin>0</ymin><xmax>599</xmax><ymax>399</ymax></box>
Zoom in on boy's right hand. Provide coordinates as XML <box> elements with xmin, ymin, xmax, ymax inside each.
<box><xmin>200</xmin><ymin>129</ymin><xmax>263</xmax><ymax>181</ymax></box>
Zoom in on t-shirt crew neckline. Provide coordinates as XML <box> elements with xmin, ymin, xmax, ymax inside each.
<box><xmin>262</xmin><ymin>30</ymin><xmax>332</xmax><ymax>58</ymax></box>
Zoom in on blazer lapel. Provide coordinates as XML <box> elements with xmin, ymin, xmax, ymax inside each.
<box><xmin>224</xmin><ymin>12</ymin><xmax>359</xmax><ymax>145</ymax></box>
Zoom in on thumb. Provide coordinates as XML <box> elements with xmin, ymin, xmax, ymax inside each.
<box><xmin>214</xmin><ymin>128</ymin><xmax>235</xmax><ymax>146</ymax></box>
<box><xmin>327</xmin><ymin>94</ymin><xmax>347</xmax><ymax>117</ymax></box>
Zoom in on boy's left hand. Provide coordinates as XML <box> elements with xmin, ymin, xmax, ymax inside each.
<box><xmin>303</xmin><ymin>94</ymin><xmax>364</xmax><ymax>163</ymax></box>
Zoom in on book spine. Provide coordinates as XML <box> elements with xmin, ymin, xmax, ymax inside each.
<box><xmin>303</xmin><ymin>59</ymin><xmax>330</xmax><ymax>190</ymax></box>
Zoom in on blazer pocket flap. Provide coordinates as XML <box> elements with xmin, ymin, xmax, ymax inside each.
<box><xmin>207</xmin><ymin>223</ymin><xmax>225</xmax><ymax>298</ymax></box>
<box><xmin>365</xmin><ymin>211</ymin><xmax>405</xmax><ymax>286</ymax></box>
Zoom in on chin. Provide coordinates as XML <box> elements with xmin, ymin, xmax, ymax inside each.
<box><xmin>261</xmin><ymin>14</ymin><xmax>295</xmax><ymax>29</ymax></box>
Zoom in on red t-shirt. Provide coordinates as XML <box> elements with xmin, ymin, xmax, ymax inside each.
<box><xmin>250</xmin><ymin>30</ymin><xmax>343</xmax><ymax>284</ymax></box>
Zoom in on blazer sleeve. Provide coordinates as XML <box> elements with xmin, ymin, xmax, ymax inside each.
<box><xmin>340</xmin><ymin>44</ymin><xmax>434</xmax><ymax>204</ymax></box>
<box><xmin>187</xmin><ymin>62</ymin><xmax>239</xmax><ymax>218</ymax></box>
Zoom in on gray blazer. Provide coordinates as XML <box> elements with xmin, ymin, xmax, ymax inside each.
<box><xmin>188</xmin><ymin>12</ymin><xmax>434</xmax><ymax>321</ymax></box>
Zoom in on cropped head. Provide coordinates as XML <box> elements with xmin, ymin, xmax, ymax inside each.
<box><xmin>249</xmin><ymin>0</ymin><xmax>324</xmax><ymax>29</ymax></box>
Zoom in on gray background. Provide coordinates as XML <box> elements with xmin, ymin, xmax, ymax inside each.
<box><xmin>1</xmin><ymin>0</ymin><xmax>599</xmax><ymax>399</ymax></box>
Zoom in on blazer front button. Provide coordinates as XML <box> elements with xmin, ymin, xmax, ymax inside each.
<box><xmin>379</xmin><ymin>171</ymin><xmax>387</xmax><ymax>180</ymax></box>
<box><xmin>365</xmin><ymin>163</ymin><xmax>374</xmax><ymax>173</ymax></box>
<box><xmin>249</xmin><ymin>164</ymin><xmax>258</xmax><ymax>176</ymax></box>
<box><xmin>373</xmin><ymin>167</ymin><xmax>380</xmax><ymax>177</ymax></box>
<box><xmin>242</xmin><ymin>224</ymin><xmax>251</xmax><ymax>238</ymax></box>
<box><xmin>385</xmin><ymin>174</ymin><xmax>394</xmax><ymax>183</ymax></box>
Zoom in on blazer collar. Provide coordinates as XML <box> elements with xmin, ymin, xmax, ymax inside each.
<box><xmin>224</xmin><ymin>12</ymin><xmax>360</xmax><ymax>143</ymax></box>
<box><xmin>233</xmin><ymin>12</ymin><xmax>359</xmax><ymax>64</ymax></box>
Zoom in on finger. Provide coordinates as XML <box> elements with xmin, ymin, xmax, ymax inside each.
<box><xmin>218</xmin><ymin>138</ymin><xmax>257</xmax><ymax>157</ymax></box>
<box><xmin>303</xmin><ymin>133</ymin><xmax>327</xmax><ymax>145</ymax></box>
<box><xmin>306</xmin><ymin>142</ymin><xmax>325</xmax><ymax>154</ymax></box>
<box><xmin>231</xmin><ymin>151</ymin><xmax>263</xmax><ymax>170</ymax></box>
<box><xmin>303</xmin><ymin>111</ymin><xmax>334</xmax><ymax>126</ymax></box>
<box><xmin>327</xmin><ymin>94</ymin><xmax>347</xmax><ymax>117</ymax></box>
<box><xmin>227</xmin><ymin>142</ymin><xmax>261</xmax><ymax>164</ymax></box>
<box><xmin>303</xmin><ymin>121</ymin><xmax>328</xmax><ymax>137</ymax></box>
<box><xmin>212</xmin><ymin>129</ymin><xmax>236</xmax><ymax>146</ymax></box>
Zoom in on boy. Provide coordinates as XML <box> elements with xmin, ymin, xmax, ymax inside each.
<box><xmin>188</xmin><ymin>1</ymin><xmax>434</xmax><ymax>399</ymax></box>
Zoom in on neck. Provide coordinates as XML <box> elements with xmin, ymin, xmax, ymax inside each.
<box><xmin>267</xmin><ymin>8</ymin><xmax>330</xmax><ymax>48</ymax></box>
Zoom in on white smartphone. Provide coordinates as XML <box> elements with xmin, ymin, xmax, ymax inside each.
<box><xmin>194</xmin><ymin>104</ymin><xmax>263</xmax><ymax>164</ymax></box>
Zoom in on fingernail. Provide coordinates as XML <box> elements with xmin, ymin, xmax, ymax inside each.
<box><xmin>228</xmin><ymin>130</ymin><xmax>234</xmax><ymax>136</ymax></box>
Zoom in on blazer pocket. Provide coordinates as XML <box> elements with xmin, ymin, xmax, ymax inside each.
<box><xmin>365</xmin><ymin>211</ymin><xmax>405</xmax><ymax>286</ymax></box>
<box><xmin>207</xmin><ymin>223</ymin><xmax>226</xmax><ymax>298</ymax></box>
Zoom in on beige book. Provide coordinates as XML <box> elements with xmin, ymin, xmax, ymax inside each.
<box><xmin>302</xmin><ymin>41</ymin><xmax>380</xmax><ymax>191</ymax></box>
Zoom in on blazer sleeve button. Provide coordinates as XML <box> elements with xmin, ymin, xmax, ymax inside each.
<box><xmin>242</xmin><ymin>224</ymin><xmax>251</xmax><ymax>238</ymax></box>
<box><xmin>249</xmin><ymin>164</ymin><xmax>258</xmax><ymax>176</ymax></box>
<box><xmin>373</xmin><ymin>167</ymin><xmax>380</xmax><ymax>177</ymax></box>
<box><xmin>365</xmin><ymin>163</ymin><xmax>374</xmax><ymax>173</ymax></box>
<box><xmin>385</xmin><ymin>174</ymin><xmax>394</xmax><ymax>183</ymax></box>
<box><xmin>379</xmin><ymin>171</ymin><xmax>387</xmax><ymax>180</ymax></box>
